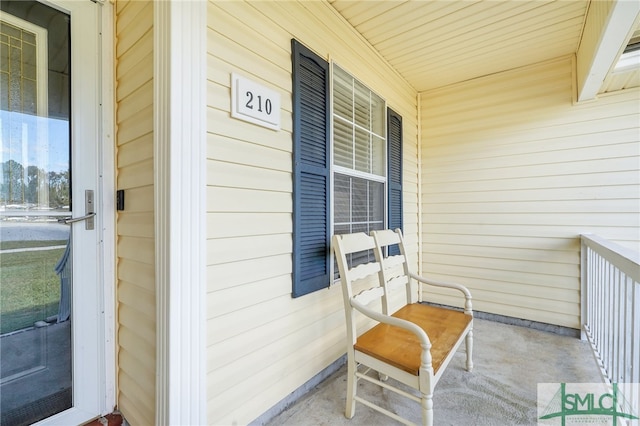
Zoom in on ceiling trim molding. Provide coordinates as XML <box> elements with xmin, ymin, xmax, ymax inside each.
<box><xmin>576</xmin><ymin>0</ymin><xmax>640</xmax><ymax>102</ymax></box>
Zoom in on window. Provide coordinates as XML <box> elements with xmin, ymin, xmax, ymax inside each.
<box><xmin>333</xmin><ymin>64</ymin><xmax>386</xmax><ymax>270</ymax></box>
<box><xmin>292</xmin><ymin>39</ymin><xmax>402</xmax><ymax>297</ymax></box>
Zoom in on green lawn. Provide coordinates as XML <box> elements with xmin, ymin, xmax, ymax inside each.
<box><xmin>0</xmin><ymin>239</ymin><xmax>67</xmax><ymax>250</ymax></box>
<box><xmin>0</xmin><ymin>241</ymin><xmax>67</xmax><ymax>334</ymax></box>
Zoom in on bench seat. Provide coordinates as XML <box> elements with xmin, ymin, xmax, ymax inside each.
<box><xmin>355</xmin><ymin>304</ymin><xmax>472</xmax><ymax>376</ymax></box>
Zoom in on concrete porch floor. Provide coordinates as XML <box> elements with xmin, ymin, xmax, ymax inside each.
<box><xmin>263</xmin><ymin>317</ymin><xmax>603</xmax><ymax>426</ymax></box>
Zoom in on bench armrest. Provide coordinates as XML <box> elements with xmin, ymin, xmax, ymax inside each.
<box><xmin>350</xmin><ymin>298</ymin><xmax>437</xmax><ymax>373</ymax></box>
<box><xmin>409</xmin><ymin>272</ymin><xmax>473</xmax><ymax>315</ymax></box>
<box><xmin>350</xmin><ymin>298</ymin><xmax>432</xmax><ymax>348</ymax></box>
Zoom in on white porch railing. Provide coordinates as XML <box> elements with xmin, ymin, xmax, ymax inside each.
<box><xmin>581</xmin><ymin>234</ymin><xmax>640</xmax><ymax>385</ymax></box>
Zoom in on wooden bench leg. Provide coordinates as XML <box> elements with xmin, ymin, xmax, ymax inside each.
<box><xmin>345</xmin><ymin>356</ymin><xmax>357</xmax><ymax>419</ymax></box>
<box><xmin>465</xmin><ymin>328</ymin><xmax>474</xmax><ymax>372</ymax></box>
<box><xmin>421</xmin><ymin>392</ymin><xmax>433</xmax><ymax>426</ymax></box>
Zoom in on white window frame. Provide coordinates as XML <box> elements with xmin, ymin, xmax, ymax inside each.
<box><xmin>330</xmin><ymin>62</ymin><xmax>388</xmax><ymax>279</ymax></box>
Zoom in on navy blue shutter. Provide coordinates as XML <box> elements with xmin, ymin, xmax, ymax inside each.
<box><xmin>291</xmin><ymin>39</ymin><xmax>331</xmax><ymax>297</ymax></box>
<box><xmin>387</xmin><ymin>108</ymin><xmax>403</xmax><ymax>255</ymax></box>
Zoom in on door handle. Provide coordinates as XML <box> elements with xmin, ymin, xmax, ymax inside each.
<box><xmin>58</xmin><ymin>190</ymin><xmax>95</xmax><ymax>230</ymax></box>
<box><xmin>59</xmin><ymin>212</ymin><xmax>96</xmax><ymax>224</ymax></box>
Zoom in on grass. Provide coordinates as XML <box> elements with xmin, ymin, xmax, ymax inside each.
<box><xmin>0</xmin><ymin>243</ymin><xmax>66</xmax><ymax>334</ymax></box>
<box><xmin>0</xmin><ymin>239</ymin><xmax>67</xmax><ymax>250</ymax></box>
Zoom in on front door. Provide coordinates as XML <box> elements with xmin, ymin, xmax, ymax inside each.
<box><xmin>0</xmin><ymin>1</ymin><xmax>104</xmax><ymax>424</ymax></box>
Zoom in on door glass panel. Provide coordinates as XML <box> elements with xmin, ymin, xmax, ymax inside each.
<box><xmin>0</xmin><ymin>1</ymin><xmax>72</xmax><ymax>424</ymax></box>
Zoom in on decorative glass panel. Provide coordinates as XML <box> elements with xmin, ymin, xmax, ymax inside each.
<box><xmin>0</xmin><ymin>41</ymin><xmax>8</xmax><ymax>73</ymax></box>
<box><xmin>22</xmin><ymin>41</ymin><xmax>36</xmax><ymax>80</ymax></box>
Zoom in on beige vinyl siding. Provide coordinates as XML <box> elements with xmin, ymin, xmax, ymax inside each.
<box><xmin>420</xmin><ymin>56</ymin><xmax>640</xmax><ymax>329</ymax></box>
<box><xmin>115</xmin><ymin>1</ymin><xmax>155</xmax><ymax>425</ymax></box>
<box><xmin>206</xmin><ymin>1</ymin><xmax>418</xmax><ymax>424</ymax></box>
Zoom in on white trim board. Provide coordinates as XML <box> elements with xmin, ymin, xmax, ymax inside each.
<box><xmin>577</xmin><ymin>0</ymin><xmax>640</xmax><ymax>101</ymax></box>
<box><xmin>99</xmin><ymin>0</ymin><xmax>117</xmax><ymax>414</ymax></box>
<box><xmin>154</xmin><ymin>1</ymin><xmax>207</xmax><ymax>424</ymax></box>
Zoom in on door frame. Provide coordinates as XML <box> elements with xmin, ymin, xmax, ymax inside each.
<box><xmin>99</xmin><ymin>0</ymin><xmax>116</xmax><ymax>417</ymax></box>
<box><xmin>33</xmin><ymin>0</ymin><xmax>115</xmax><ymax>424</ymax></box>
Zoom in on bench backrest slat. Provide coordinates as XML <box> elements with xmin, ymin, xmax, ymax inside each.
<box><xmin>333</xmin><ymin>233</ymin><xmax>384</xmax><ymax>345</ymax></box>
<box><xmin>348</xmin><ymin>262</ymin><xmax>381</xmax><ymax>283</ymax></box>
<box><xmin>371</xmin><ymin>229</ymin><xmax>414</xmax><ymax>312</ymax></box>
<box><xmin>353</xmin><ymin>286</ymin><xmax>385</xmax><ymax>307</ymax></box>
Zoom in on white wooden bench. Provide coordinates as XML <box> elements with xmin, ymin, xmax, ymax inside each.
<box><xmin>332</xmin><ymin>229</ymin><xmax>473</xmax><ymax>426</ymax></box>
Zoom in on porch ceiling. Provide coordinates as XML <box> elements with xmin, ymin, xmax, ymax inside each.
<box><xmin>328</xmin><ymin>0</ymin><xmax>638</xmax><ymax>93</ymax></box>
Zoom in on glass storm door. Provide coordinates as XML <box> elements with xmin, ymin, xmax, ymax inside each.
<box><xmin>0</xmin><ymin>1</ymin><xmax>102</xmax><ymax>425</ymax></box>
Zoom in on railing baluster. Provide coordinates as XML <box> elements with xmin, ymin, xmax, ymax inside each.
<box><xmin>623</xmin><ymin>274</ymin><xmax>632</xmax><ymax>384</ymax></box>
<box><xmin>609</xmin><ymin>259</ymin><xmax>614</xmax><ymax>380</ymax></box>
<box><xmin>603</xmin><ymin>256</ymin><xmax>608</xmax><ymax>368</ymax></box>
<box><xmin>592</xmin><ymin>249</ymin><xmax>596</xmax><ymax>342</ymax></box>
<box><xmin>630</xmin><ymin>281</ymin><xmax>640</xmax><ymax>383</ymax></box>
<box><xmin>595</xmin><ymin>250</ymin><xmax>606</xmax><ymax>379</ymax></box>
<box><xmin>615</xmin><ymin>269</ymin><xmax>623</xmax><ymax>382</ymax></box>
<box><xmin>584</xmin><ymin>245</ymin><xmax>590</xmax><ymax>335</ymax></box>
<box><xmin>606</xmin><ymin>259</ymin><xmax>612</xmax><ymax>379</ymax></box>
<box><xmin>584</xmin><ymin>245</ymin><xmax>598</xmax><ymax>336</ymax></box>
<box><xmin>596</xmin><ymin>252</ymin><xmax>603</xmax><ymax>352</ymax></box>
<box><xmin>580</xmin><ymin>234</ymin><xmax>640</xmax><ymax>386</ymax></box>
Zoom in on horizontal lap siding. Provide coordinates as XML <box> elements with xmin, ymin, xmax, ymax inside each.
<box><xmin>420</xmin><ymin>56</ymin><xmax>640</xmax><ymax>329</ymax></box>
<box><xmin>206</xmin><ymin>1</ymin><xmax>417</xmax><ymax>424</ymax></box>
<box><xmin>115</xmin><ymin>1</ymin><xmax>155</xmax><ymax>425</ymax></box>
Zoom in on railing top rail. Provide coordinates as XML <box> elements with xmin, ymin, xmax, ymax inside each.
<box><xmin>581</xmin><ymin>234</ymin><xmax>640</xmax><ymax>281</ymax></box>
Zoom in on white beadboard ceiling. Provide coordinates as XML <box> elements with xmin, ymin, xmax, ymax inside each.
<box><xmin>328</xmin><ymin>0</ymin><xmax>637</xmax><ymax>93</ymax></box>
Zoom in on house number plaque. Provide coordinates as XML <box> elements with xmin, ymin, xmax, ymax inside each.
<box><xmin>231</xmin><ymin>73</ymin><xmax>281</xmax><ymax>130</ymax></box>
